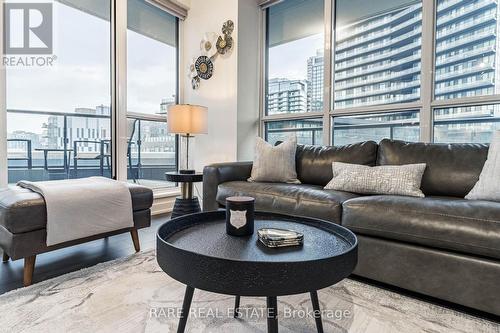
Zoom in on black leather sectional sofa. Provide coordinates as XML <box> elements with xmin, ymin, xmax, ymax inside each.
<box><xmin>203</xmin><ymin>139</ymin><xmax>500</xmax><ymax>316</ymax></box>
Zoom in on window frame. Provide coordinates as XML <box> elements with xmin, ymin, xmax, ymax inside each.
<box><xmin>260</xmin><ymin>0</ymin><xmax>500</xmax><ymax>145</ymax></box>
<box><xmin>0</xmin><ymin>0</ymin><xmax>181</xmax><ymax>195</ymax></box>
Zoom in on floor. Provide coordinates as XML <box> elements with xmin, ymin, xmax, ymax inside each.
<box><xmin>0</xmin><ymin>213</ymin><xmax>170</xmax><ymax>295</ymax></box>
<box><xmin>0</xmin><ymin>213</ymin><xmax>498</xmax><ymax>325</ymax></box>
<box><xmin>1</xmin><ymin>250</ymin><xmax>497</xmax><ymax>333</ymax></box>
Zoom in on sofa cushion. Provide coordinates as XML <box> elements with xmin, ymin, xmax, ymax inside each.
<box><xmin>325</xmin><ymin>162</ymin><xmax>426</xmax><ymax>197</ymax></box>
<box><xmin>249</xmin><ymin>136</ymin><xmax>300</xmax><ymax>184</ymax></box>
<box><xmin>342</xmin><ymin>195</ymin><xmax>500</xmax><ymax>260</ymax></box>
<box><xmin>217</xmin><ymin>181</ymin><xmax>359</xmax><ymax>223</ymax></box>
<box><xmin>0</xmin><ymin>183</ymin><xmax>153</xmax><ymax>234</ymax></box>
<box><xmin>295</xmin><ymin>141</ymin><xmax>378</xmax><ymax>186</ymax></box>
<box><xmin>377</xmin><ymin>139</ymin><xmax>488</xmax><ymax>197</ymax></box>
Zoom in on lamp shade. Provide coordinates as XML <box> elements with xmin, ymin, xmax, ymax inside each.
<box><xmin>167</xmin><ymin>104</ymin><xmax>208</xmax><ymax>135</ymax></box>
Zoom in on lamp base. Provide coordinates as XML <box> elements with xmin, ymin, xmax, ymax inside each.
<box><xmin>179</xmin><ymin>169</ymin><xmax>196</xmax><ymax>174</ymax></box>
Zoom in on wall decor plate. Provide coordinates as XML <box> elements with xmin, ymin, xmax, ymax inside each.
<box><xmin>189</xmin><ymin>20</ymin><xmax>235</xmax><ymax>89</ymax></box>
<box><xmin>222</xmin><ymin>20</ymin><xmax>234</xmax><ymax>36</ymax></box>
<box><xmin>200</xmin><ymin>32</ymin><xmax>218</xmax><ymax>57</ymax></box>
<box><xmin>216</xmin><ymin>35</ymin><xmax>233</xmax><ymax>55</ymax></box>
<box><xmin>191</xmin><ymin>76</ymin><xmax>200</xmax><ymax>89</ymax></box>
<box><xmin>195</xmin><ymin>56</ymin><xmax>214</xmax><ymax>80</ymax></box>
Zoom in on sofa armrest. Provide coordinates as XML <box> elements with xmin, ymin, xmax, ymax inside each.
<box><xmin>203</xmin><ymin>162</ymin><xmax>253</xmax><ymax>211</ymax></box>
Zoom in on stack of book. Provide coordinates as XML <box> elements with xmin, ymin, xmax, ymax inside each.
<box><xmin>257</xmin><ymin>228</ymin><xmax>304</xmax><ymax>248</ymax></box>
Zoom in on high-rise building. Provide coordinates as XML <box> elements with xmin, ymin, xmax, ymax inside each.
<box><xmin>333</xmin><ymin>0</ymin><xmax>500</xmax><ymax>109</ymax></box>
<box><xmin>307</xmin><ymin>49</ymin><xmax>324</xmax><ymax>112</ymax></box>
<box><xmin>433</xmin><ymin>0</ymin><xmax>500</xmax><ymax>143</ymax></box>
<box><xmin>334</xmin><ymin>2</ymin><xmax>423</xmax><ymax>108</ymax></box>
<box><xmin>160</xmin><ymin>96</ymin><xmax>176</xmax><ymax>115</ymax></box>
<box><xmin>267</xmin><ymin>78</ymin><xmax>308</xmax><ymax>115</ymax></box>
<box><xmin>46</xmin><ymin>106</ymin><xmax>111</xmax><ymax>151</ymax></box>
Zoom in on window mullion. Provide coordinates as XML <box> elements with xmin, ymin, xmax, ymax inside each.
<box><xmin>0</xmin><ymin>1</ymin><xmax>6</xmax><ymax>188</ymax></box>
<box><xmin>111</xmin><ymin>0</ymin><xmax>128</xmax><ymax>181</ymax></box>
<box><xmin>323</xmin><ymin>0</ymin><xmax>333</xmax><ymax>145</ymax></box>
<box><xmin>420</xmin><ymin>0</ymin><xmax>436</xmax><ymax>143</ymax></box>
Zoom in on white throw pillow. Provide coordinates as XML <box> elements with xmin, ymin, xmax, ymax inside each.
<box><xmin>324</xmin><ymin>162</ymin><xmax>426</xmax><ymax>197</ymax></box>
<box><xmin>466</xmin><ymin>131</ymin><xmax>500</xmax><ymax>201</ymax></box>
<box><xmin>248</xmin><ymin>136</ymin><xmax>300</xmax><ymax>184</ymax></box>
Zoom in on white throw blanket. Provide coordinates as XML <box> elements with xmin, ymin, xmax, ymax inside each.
<box><xmin>17</xmin><ymin>177</ymin><xmax>134</xmax><ymax>246</ymax></box>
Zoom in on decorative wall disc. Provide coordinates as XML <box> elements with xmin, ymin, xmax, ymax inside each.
<box><xmin>222</xmin><ymin>20</ymin><xmax>234</xmax><ymax>35</ymax></box>
<box><xmin>195</xmin><ymin>56</ymin><xmax>214</xmax><ymax>80</ymax></box>
<box><xmin>191</xmin><ymin>76</ymin><xmax>200</xmax><ymax>89</ymax></box>
<box><xmin>216</xmin><ymin>35</ymin><xmax>233</xmax><ymax>55</ymax></box>
<box><xmin>200</xmin><ymin>32</ymin><xmax>218</xmax><ymax>57</ymax></box>
<box><xmin>189</xmin><ymin>20</ymin><xmax>235</xmax><ymax>89</ymax></box>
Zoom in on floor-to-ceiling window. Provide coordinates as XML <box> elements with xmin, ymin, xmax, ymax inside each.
<box><xmin>127</xmin><ymin>0</ymin><xmax>178</xmax><ymax>189</ymax></box>
<box><xmin>433</xmin><ymin>0</ymin><xmax>500</xmax><ymax>143</ymax></box>
<box><xmin>6</xmin><ymin>1</ymin><xmax>112</xmax><ymax>183</ymax></box>
<box><xmin>3</xmin><ymin>0</ymin><xmax>180</xmax><ymax>191</ymax></box>
<box><xmin>262</xmin><ymin>0</ymin><xmax>500</xmax><ymax>145</ymax></box>
<box><xmin>263</xmin><ymin>0</ymin><xmax>325</xmax><ymax>145</ymax></box>
<box><xmin>332</xmin><ymin>0</ymin><xmax>423</xmax><ymax>145</ymax></box>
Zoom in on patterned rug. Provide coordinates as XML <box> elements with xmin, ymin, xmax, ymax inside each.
<box><xmin>0</xmin><ymin>250</ymin><xmax>498</xmax><ymax>333</ymax></box>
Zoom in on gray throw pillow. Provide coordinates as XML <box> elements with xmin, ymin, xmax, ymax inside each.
<box><xmin>248</xmin><ymin>137</ymin><xmax>300</xmax><ymax>184</ymax></box>
<box><xmin>466</xmin><ymin>131</ymin><xmax>500</xmax><ymax>202</ymax></box>
<box><xmin>324</xmin><ymin>162</ymin><xmax>426</xmax><ymax>197</ymax></box>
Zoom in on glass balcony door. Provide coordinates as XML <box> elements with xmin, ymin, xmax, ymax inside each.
<box><xmin>126</xmin><ymin>0</ymin><xmax>178</xmax><ymax>189</ymax></box>
<box><xmin>5</xmin><ymin>0</ymin><xmax>112</xmax><ymax>183</ymax></box>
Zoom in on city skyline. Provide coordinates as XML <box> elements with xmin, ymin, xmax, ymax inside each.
<box><xmin>267</xmin><ymin>0</ymin><xmax>500</xmax><ymax>144</ymax></box>
<box><xmin>6</xmin><ymin>1</ymin><xmax>177</xmax><ymax>134</ymax></box>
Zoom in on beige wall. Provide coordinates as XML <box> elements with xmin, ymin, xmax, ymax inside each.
<box><xmin>181</xmin><ymin>0</ymin><xmax>260</xmax><ymax>171</ymax></box>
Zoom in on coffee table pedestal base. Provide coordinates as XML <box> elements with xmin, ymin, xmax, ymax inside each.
<box><xmin>171</xmin><ymin>197</ymin><xmax>201</xmax><ymax>219</ymax></box>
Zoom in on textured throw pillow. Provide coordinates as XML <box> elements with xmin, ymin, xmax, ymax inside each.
<box><xmin>324</xmin><ymin>162</ymin><xmax>426</xmax><ymax>197</ymax></box>
<box><xmin>248</xmin><ymin>136</ymin><xmax>300</xmax><ymax>184</ymax></box>
<box><xmin>466</xmin><ymin>131</ymin><xmax>500</xmax><ymax>201</ymax></box>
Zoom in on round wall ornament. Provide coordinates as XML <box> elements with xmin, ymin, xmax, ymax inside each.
<box><xmin>189</xmin><ymin>20</ymin><xmax>235</xmax><ymax>89</ymax></box>
<box><xmin>191</xmin><ymin>76</ymin><xmax>200</xmax><ymax>89</ymax></box>
<box><xmin>195</xmin><ymin>56</ymin><xmax>214</xmax><ymax>80</ymax></box>
<box><xmin>216</xmin><ymin>35</ymin><xmax>233</xmax><ymax>55</ymax></box>
<box><xmin>222</xmin><ymin>20</ymin><xmax>234</xmax><ymax>35</ymax></box>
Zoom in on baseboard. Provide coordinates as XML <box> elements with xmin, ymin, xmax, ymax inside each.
<box><xmin>152</xmin><ymin>195</ymin><xmax>176</xmax><ymax>215</ymax></box>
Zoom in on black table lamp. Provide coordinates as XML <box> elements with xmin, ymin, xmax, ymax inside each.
<box><xmin>167</xmin><ymin>104</ymin><xmax>208</xmax><ymax>174</ymax></box>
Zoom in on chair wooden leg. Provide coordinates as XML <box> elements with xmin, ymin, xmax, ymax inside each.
<box><xmin>130</xmin><ymin>229</ymin><xmax>140</xmax><ymax>252</ymax></box>
<box><xmin>2</xmin><ymin>252</ymin><xmax>9</xmax><ymax>262</ymax></box>
<box><xmin>24</xmin><ymin>256</ymin><xmax>36</xmax><ymax>287</ymax></box>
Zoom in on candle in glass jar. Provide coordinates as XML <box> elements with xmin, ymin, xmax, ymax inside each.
<box><xmin>225</xmin><ymin>196</ymin><xmax>255</xmax><ymax>236</ymax></box>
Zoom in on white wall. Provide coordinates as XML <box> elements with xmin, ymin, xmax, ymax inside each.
<box><xmin>181</xmin><ymin>0</ymin><xmax>260</xmax><ymax>171</ymax></box>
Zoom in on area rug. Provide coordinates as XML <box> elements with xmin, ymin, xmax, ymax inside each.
<box><xmin>0</xmin><ymin>250</ymin><xmax>498</xmax><ymax>333</ymax></box>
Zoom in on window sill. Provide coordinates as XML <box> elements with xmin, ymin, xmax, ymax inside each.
<box><xmin>153</xmin><ymin>186</ymin><xmax>181</xmax><ymax>199</ymax></box>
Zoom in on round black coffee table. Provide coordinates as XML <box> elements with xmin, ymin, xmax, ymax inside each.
<box><xmin>157</xmin><ymin>211</ymin><xmax>357</xmax><ymax>333</ymax></box>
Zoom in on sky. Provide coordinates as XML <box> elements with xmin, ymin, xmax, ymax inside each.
<box><xmin>268</xmin><ymin>33</ymin><xmax>323</xmax><ymax>81</ymax></box>
<box><xmin>6</xmin><ymin>1</ymin><xmax>176</xmax><ymax>134</ymax></box>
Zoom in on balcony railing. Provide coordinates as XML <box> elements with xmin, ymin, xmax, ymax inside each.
<box><xmin>335</xmin><ymin>65</ymin><xmax>421</xmax><ymax>90</ymax></box>
<box><xmin>6</xmin><ymin>109</ymin><xmax>177</xmax><ymax>186</ymax></box>
<box><xmin>266</xmin><ymin>127</ymin><xmax>323</xmax><ymax>146</ymax></box>
<box><xmin>336</xmin><ymin>3</ymin><xmax>422</xmax><ymax>42</ymax></box>
<box><xmin>336</xmin><ymin>14</ymin><xmax>422</xmax><ymax>51</ymax></box>
<box><xmin>437</xmin><ymin>0</ymin><xmax>496</xmax><ymax>26</ymax></box>
<box><xmin>335</xmin><ymin>39</ymin><xmax>421</xmax><ymax>70</ymax></box>
<box><xmin>335</xmin><ymin>52</ymin><xmax>421</xmax><ymax>80</ymax></box>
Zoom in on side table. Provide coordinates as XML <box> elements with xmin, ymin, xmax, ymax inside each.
<box><xmin>165</xmin><ymin>172</ymin><xmax>203</xmax><ymax>218</ymax></box>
